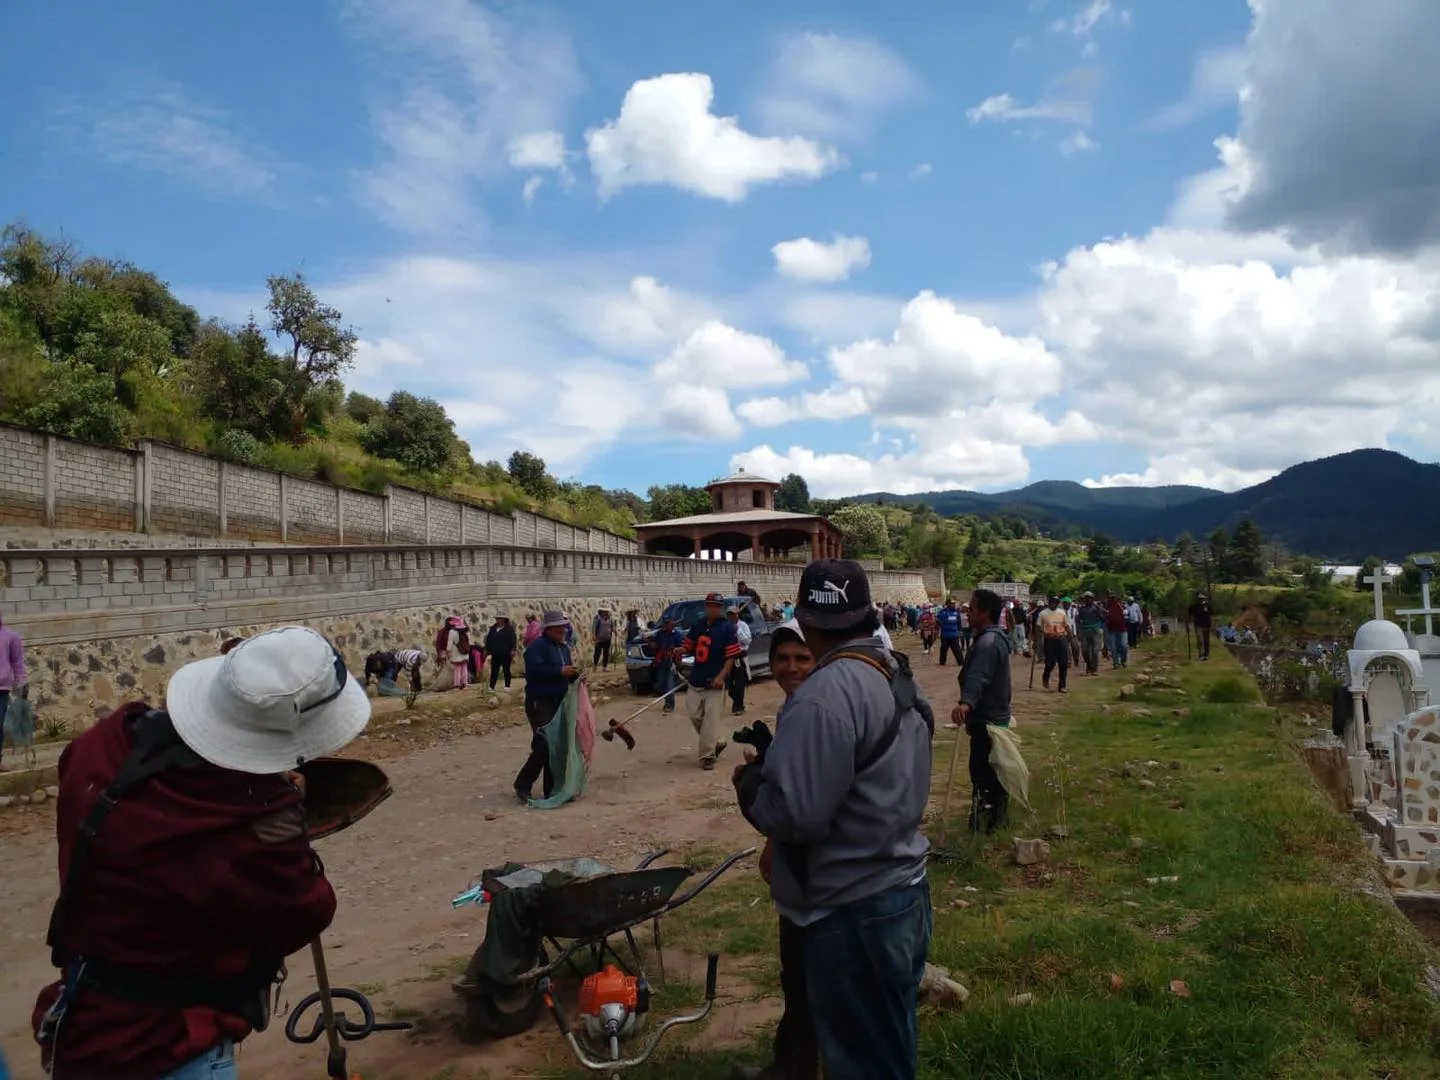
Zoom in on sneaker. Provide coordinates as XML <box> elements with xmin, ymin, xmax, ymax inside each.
<box><xmin>701</xmin><ymin>757</ymin><xmax>716</xmax><ymax>771</ymax></box>
<box><xmin>514</xmin><ymin>787</ymin><xmax>530</xmax><ymax>804</ymax></box>
<box><xmin>1059</xmin><ymin>687</ymin><xmax>1069</xmax><ymax>694</ymax></box>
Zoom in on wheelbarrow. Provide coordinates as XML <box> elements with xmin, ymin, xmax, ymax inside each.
<box><xmin>451</xmin><ymin>847</ymin><xmax>755</xmax><ymax>1074</ymax></box>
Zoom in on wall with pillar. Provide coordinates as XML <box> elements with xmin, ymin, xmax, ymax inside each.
<box><xmin>0</xmin><ymin>543</ymin><xmax>931</xmax><ymax>731</ymax></box>
<box><xmin>0</xmin><ymin>423</ymin><xmax>636</xmax><ymax>555</ymax></box>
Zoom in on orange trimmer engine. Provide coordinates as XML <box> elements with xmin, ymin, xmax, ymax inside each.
<box><xmin>577</xmin><ymin>965</ymin><xmax>650</xmax><ymax>1045</ymax></box>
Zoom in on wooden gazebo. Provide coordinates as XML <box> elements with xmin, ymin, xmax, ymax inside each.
<box><xmin>635</xmin><ymin>469</ymin><xmax>842</xmax><ymax>561</ymax></box>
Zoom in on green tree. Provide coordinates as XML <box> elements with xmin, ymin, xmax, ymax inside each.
<box><xmin>359</xmin><ymin>391</ymin><xmax>461</xmax><ymax>473</ymax></box>
<box><xmin>188</xmin><ymin>318</ymin><xmax>287</xmax><ymax>439</ymax></box>
<box><xmin>828</xmin><ymin>503</ymin><xmax>890</xmax><ymax>556</ymax></box>
<box><xmin>1226</xmin><ymin>518</ymin><xmax>1265</xmax><ymax>581</ymax></box>
<box><xmin>18</xmin><ymin>360</ymin><xmax>129</xmax><ymax>443</ymax></box>
<box><xmin>775</xmin><ymin>473</ymin><xmax>812</xmax><ymax>513</ymax></box>
<box><xmin>265</xmin><ymin>273</ymin><xmax>357</xmax><ymax>440</ymax></box>
<box><xmin>903</xmin><ymin>521</ymin><xmax>962</xmax><ymax>568</ymax></box>
<box><xmin>1086</xmin><ymin>533</ymin><xmax>1117</xmax><ymax>571</ymax></box>
<box><xmin>646</xmin><ymin>483</ymin><xmax>711</xmax><ymax>522</ymax></box>
<box><xmin>1173</xmin><ymin>532</ymin><xmax>1197</xmax><ymax>566</ymax></box>
<box><xmin>345</xmin><ymin>391</ymin><xmax>385</xmax><ymax>425</ymax></box>
<box><xmin>1208</xmin><ymin>528</ymin><xmax>1230</xmax><ymax>579</ymax></box>
<box><xmin>507</xmin><ymin>450</ymin><xmax>557</xmax><ymax>500</ymax></box>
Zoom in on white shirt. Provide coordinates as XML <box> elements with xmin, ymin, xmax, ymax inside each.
<box><xmin>1126</xmin><ymin>601</ymin><xmax>1142</xmax><ymax>623</ymax></box>
<box><xmin>874</xmin><ymin>624</ymin><xmax>894</xmax><ymax>650</ymax></box>
<box><xmin>735</xmin><ymin>619</ymin><xmax>753</xmax><ymax>648</ymax></box>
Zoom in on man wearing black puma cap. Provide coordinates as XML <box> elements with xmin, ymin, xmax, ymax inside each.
<box><xmin>733</xmin><ymin>559</ymin><xmax>933</xmax><ymax>1080</ymax></box>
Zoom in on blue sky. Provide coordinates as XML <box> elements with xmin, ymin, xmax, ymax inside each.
<box><xmin>5</xmin><ymin>0</ymin><xmax>1439</xmax><ymax>498</ymax></box>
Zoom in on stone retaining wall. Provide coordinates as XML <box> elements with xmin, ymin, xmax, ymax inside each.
<box><xmin>0</xmin><ymin>544</ymin><xmax>929</xmax><ymax>731</ymax></box>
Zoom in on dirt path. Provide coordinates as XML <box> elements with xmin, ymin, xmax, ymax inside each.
<box><xmin>0</xmin><ymin>640</ymin><xmax>1067</xmax><ymax>1080</ymax></box>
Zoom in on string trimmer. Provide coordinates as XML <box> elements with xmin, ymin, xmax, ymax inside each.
<box><xmin>600</xmin><ymin>687</ymin><xmax>681</xmax><ymax>750</ymax></box>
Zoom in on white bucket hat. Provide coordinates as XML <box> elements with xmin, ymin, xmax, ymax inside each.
<box><xmin>167</xmin><ymin>626</ymin><xmax>371</xmax><ymax>774</ymax></box>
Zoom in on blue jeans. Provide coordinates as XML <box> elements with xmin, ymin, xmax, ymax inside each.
<box><xmin>654</xmin><ymin>660</ymin><xmax>677</xmax><ymax>711</ymax></box>
<box><xmin>799</xmin><ymin>880</ymin><xmax>932</xmax><ymax>1080</ymax></box>
<box><xmin>159</xmin><ymin>1041</ymin><xmax>236</xmax><ymax>1078</ymax></box>
<box><xmin>1107</xmin><ymin>630</ymin><xmax>1128</xmax><ymax>667</ymax></box>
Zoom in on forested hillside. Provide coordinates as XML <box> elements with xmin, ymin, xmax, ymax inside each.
<box><xmin>0</xmin><ymin>224</ymin><xmax>645</xmax><ymax>534</ymax></box>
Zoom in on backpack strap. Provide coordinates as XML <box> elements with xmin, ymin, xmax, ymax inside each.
<box><xmin>46</xmin><ymin>710</ymin><xmax>203</xmax><ymax>963</ymax></box>
<box><xmin>815</xmin><ymin>645</ymin><xmax>934</xmax><ymax>772</ymax></box>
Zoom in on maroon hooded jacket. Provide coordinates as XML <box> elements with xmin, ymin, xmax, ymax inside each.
<box><xmin>33</xmin><ymin>703</ymin><xmax>338</xmax><ymax>1079</ymax></box>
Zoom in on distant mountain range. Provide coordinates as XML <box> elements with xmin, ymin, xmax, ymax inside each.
<box><xmin>852</xmin><ymin>449</ymin><xmax>1440</xmax><ymax>561</ymax></box>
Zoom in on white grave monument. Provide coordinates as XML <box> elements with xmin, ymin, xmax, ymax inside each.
<box><xmin>1342</xmin><ymin>568</ymin><xmax>1440</xmax><ymax>893</ymax></box>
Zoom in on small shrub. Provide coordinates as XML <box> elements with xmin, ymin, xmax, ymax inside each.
<box><xmin>255</xmin><ymin>440</ymin><xmax>320</xmax><ymax>479</ymax></box>
<box><xmin>213</xmin><ymin>429</ymin><xmax>260</xmax><ymax>464</ymax></box>
<box><xmin>1206</xmin><ymin>675</ymin><xmax>1259</xmax><ymax>704</ymax></box>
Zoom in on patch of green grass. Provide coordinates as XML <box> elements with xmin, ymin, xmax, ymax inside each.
<box><xmin>1204</xmin><ymin>673</ymin><xmax>1262</xmax><ymax>703</ymax></box>
<box><xmin>606</xmin><ymin>638</ymin><xmax>1440</xmax><ymax>1078</ymax></box>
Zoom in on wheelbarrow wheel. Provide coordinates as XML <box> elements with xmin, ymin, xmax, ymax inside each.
<box><xmin>456</xmin><ymin>948</ymin><xmax>543</xmax><ymax>1041</ymax></box>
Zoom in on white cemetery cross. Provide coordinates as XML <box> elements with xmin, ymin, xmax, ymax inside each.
<box><xmin>1364</xmin><ymin>566</ymin><xmax>1396</xmax><ymax>622</ymax></box>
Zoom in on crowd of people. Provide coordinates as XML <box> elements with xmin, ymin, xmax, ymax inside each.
<box><xmin>7</xmin><ymin>558</ymin><xmax>1245</xmax><ymax>1080</ymax></box>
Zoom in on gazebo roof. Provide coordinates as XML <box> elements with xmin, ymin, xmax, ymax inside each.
<box><xmin>708</xmin><ymin>469</ymin><xmax>777</xmax><ymax>488</ymax></box>
<box><xmin>636</xmin><ymin>508</ymin><xmax>825</xmax><ymax>530</ymax></box>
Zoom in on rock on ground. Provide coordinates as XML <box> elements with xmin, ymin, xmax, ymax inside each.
<box><xmin>1013</xmin><ymin>838</ymin><xmax>1051</xmax><ymax>866</ymax></box>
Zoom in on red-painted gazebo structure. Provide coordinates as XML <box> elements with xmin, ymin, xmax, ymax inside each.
<box><xmin>635</xmin><ymin>469</ymin><xmax>843</xmax><ymax>562</ymax></box>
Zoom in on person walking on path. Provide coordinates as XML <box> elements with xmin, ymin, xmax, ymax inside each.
<box><xmin>0</xmin><ymin>612</ymin><xmax>27</xmax><ymax>772</ymax></box>
<box><xmin>591</xmin><ymin>609</ymin><xmax>615</xmax><ymax>670</ymax></box>
<box><xmin>1036</xmin><ymin>594</ymin><xmax>1071</xmax><ymax>693</ymax></box>
<box><xmin>516</xmin><ymin>611</ymin><xmax>579</xmax><ymax>802</ymax></box>
<box><xmin>731</xmin><ymin>620</ymin><xmax>819</xmax><ymax>1080</ymax></box>
<box><xmin>936</xmin><ymin>599</ymin><xmax>963</xmax><ymax>666</ymax></box>
<box><xmin>439</xmin><ymin>616</ymin><xmax>470</xmax><ymax>689</ymax></box>
<box><xmin>1065</xmin><ymin>597</ymin><xmax>1082</xmax><ymax>667</ymax></box>
<box><xmin>32</xmin><ymin>627</ymin><xmax>366</xmax><ymax>1079</ymax></box>
<box><xmin>1125</xmin><ymin>595</ymin><xmax>1144</xmax><ymax>651</ymax></box>
<box><xmin>727</xmin><ymin>605</ymin><xmax>753</xmax><ymax>715</ymax></box>
<box><xmin>484</xmin><ymin>615</ymin><xmax>517</xmax><ymax>690</ymax></box>
<box><xmin>734</xmin><ymin>560</ymin><xmax>933</xmax><ymax>1080</ymax></box>
<box><xmin>1105</xmin><ymin>595</ymin><xmax>1129</xmax><ymax>669</ymax></box>
<box><xmin>679</xmin><ymin>593</ymin><xmax>743</xmax><ymax>770</ymax></box>
<box><xmin>651</xmin><ymin>616</ymin><xmax>685</xmax><ymax>713</ymax></box>
<box><xmin>1077</xmin><ymin>591</ymin><xmax>1105</xmax><ymax>675</ymax></box>
<box><xmin>953</xmin><ymin>589</ymin><xmax>1013</xmax><ymax>833</ymax></box>
<box><xmin>1188</xmin><ymin>593</ymin><xmax>1214</xmax><ymax>660</ymax></box>
<box><xmin>918</xmin><ymin>606</ymin><xmax>937</xmax><ymax>656</ymax></box>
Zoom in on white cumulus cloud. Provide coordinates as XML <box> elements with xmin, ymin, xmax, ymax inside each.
<box><xmin>585</xmin><ymin>73</ymin><xmax>841</xmax><ymax>202</ymax></box>
<box><xmin>771</xmin><ymin>235</ymin><xmax>872</xmax><ymax>283</ymax></box>
<box><xmin>653</xmin><ymin>320</ymin><xmax>807</xmax><ymax>389</ymax></box>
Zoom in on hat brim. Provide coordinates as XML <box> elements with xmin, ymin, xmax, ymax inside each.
<box><xmin>167</xmin><ymin>656</ymin><xmax>372</xmax><ymax>775</ymax></box>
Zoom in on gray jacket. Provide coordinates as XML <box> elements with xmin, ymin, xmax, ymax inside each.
<box><xmin>960</xmin><ymin>624</ymin><xmax>1012</xmax><ymax>730</ymax></box>
<box><xmin>740</xmin><ymin>638</ymin><xmax>932</xmax><ymax>922</ymax></box>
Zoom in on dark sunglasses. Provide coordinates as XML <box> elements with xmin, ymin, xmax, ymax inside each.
<box><xmin>299</xmin><ymin>642</ymin><xmax>350</xmax><ymax>714</ymax></box>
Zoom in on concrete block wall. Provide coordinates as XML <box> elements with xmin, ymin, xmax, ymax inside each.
<box><xmin>389</xmin><ymin>487</ymin><xmax>427</xmax><ymax>543</ymax></box>
<box><xmin>288</xmin><ymin>476</ymin><xmax>340</xmax><ymax>544</ymax></box>
<box><xmin>223</xmin><ymin>461</ymin><xmax>283</xmax><ymax>540</ymax></box>
<box><xmin>149</xmin><ymin>443</ymin><xmax>220</xmax><ymax>535</ymax></box>
<box><xmin>0</xmin><ymin>427</ymin><xmax>47</xmax><ymax>524</ymax></box>
<box><xmin>55</xmin><ymin>440</ymin><xmax>136</xmax><ymax>531</ymax></box>
<box><xmin>429</xmin><ymin>497</ymin><xmax>461</xmax><ymax>544</ymax></box>
<box><xmin>515</xmin><ymin>511</ymin><xmax>538</xmax><ymax>547</ymax></box>
<box><xmin>341</xmin><ymin>489</ymin><xmax>386</xmax><ymax>543</ymax></box>
<box><xmin>0</xmin><ymin>542</ymin><xmax>929</xmax><ymax>731</ymax></box>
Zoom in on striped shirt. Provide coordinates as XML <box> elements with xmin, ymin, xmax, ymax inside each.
<box><xmin>395</xmin><ymin>649</ymin><xmax>425</xmax><ymax>670</ymax></box>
